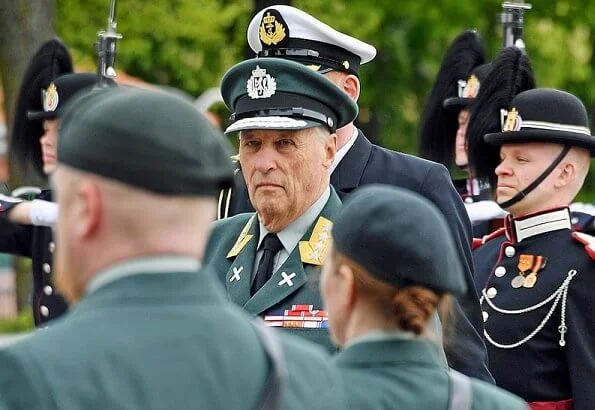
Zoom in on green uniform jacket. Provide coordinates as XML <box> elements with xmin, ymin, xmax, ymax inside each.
<box><xmin>334</xmin><ymin>338</ymin><xmax>527</xmax><ymax>410</ymax></box>
<box><xmin>0</xmin><ymin>269</ymin><xmax>344</xmax><ymax>410</ymax></box>
<box><xmin>204</xmin><ymin>190</ymin><xmax>342</xmax><ymax>352</ymax></box>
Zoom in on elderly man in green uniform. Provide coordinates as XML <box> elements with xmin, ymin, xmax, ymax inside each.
<box><xmin>204</xmin><ymin>57</ymin><xmax>357</xmax><ymax>352</ymax></box>
<box><xmin>0</xmin><ymin>87</ymin><xmax>347</xmax><ymax>409</ymax></box>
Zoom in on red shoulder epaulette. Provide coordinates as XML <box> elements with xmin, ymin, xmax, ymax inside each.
<box><xmin>472</xmin><ymin>227</ymin><xmax>506</xmax><ymax>250</ymax></box>
<box><xmin>571</xmin><ymin>231</ymin><xmax>595</xmax><ymax>261</ymax></box>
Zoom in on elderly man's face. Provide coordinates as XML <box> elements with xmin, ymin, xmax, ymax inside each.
<box><xmin>495</xmin><ymin>142</ymin><xmax>566</xmax><ymax>216</ymax></box>
<box><xmin>240</xmin><ymin>127</ymin><xmax>335</xmax><ymax>232</ymax></box>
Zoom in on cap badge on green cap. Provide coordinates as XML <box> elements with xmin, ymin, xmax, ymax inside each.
<box><xmin>42</xmin><ymin>83</ymin><xmax>59</xmax><ymax>113</ymax></box>
<box><xmin>259</xmin><ymin>10</ymin><xmax>288</xmax><ymax>46</ymax></box>
<box><xmin>501</xmin><ymin>108</ymin><xmax>522</xmax><ymax>132</ymax></box>
<box><xmin>247</xmin><ymin>65</ymin><xmax>277</xmax><ymax>99</ymax></box>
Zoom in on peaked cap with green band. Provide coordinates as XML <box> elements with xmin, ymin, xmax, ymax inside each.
<box><xmin>221</xmin><ymin>57</ymin><xmax>358</xmax><ymax>133</ymax></box>
<box><xmin>57</xmin><ymin>87</ymin><xmax>235</xmax><ymax>196</ymax></box>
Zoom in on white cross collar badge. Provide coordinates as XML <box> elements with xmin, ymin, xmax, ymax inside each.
<box><xmin>229</xmin><ymin>266</ymin><xmax>243</xmax><ymax>283</ymax></box>
<box><xmin>278</xmin><ymin>272</ymin><xmax>296</xmax><ymax>287</ymax></box>
<box><xmin>247</xmin><ymin>65</ymin><xmax>277</xmax><ymax>99</ymax></box>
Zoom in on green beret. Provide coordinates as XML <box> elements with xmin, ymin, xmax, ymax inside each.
<box><xmin>57</xmin><ymin>87</ymin><xmax>234</xmax><ymax>196</ymax></box>
<box><xmin>332</xmin><ymin>185</ymin><xmax>467</xmax><ymax>295</ymax></box>
<box><xmin>221</xmin><ymin>57</ymin><xmax>358</xmax><ymax>133</ymax></box>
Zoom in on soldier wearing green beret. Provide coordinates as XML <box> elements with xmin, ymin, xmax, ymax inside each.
<box><xmin>0</xmin><ymin>87</ymin><xmax>346</xmax><ymax>409</ymax></box>
<box><xmin>204</xmin><ymin>57</ymin><xmax>358</xmax><ymax>352</ymax></box>
<box><xmin>321</xmin><ymin>185</ymin><xmax>527</xmax><ymax>410</ymax></box>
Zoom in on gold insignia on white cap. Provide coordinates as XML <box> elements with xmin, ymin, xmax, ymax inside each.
<box><xmin>259</xmin><ymin>11</ymin><xmax>287</xmax><ymax>46</ymax></box>
<box><xmin>42</xmin><ymin>83</ymin><xmax>59</xmax><ymax>112</ymax></box>
<box><xmin>247</xmin><ymin>65</ymin><xmax>277</xmax><ymax>99</ymax></box>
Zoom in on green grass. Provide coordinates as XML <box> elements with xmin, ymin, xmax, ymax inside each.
<box><xmin>0</xmin><ymin>311</ymin><xmax>34</xmax><ymax>333</ymax></box>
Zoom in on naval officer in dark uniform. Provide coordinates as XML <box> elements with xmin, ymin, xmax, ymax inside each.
<box><xmin>218</xmin><ymin>4</ymin><xmax>493</xmax><ymax>382</ymax></box>
<box><xmin>472</xmin><ymin>88</ymin><xmax>595</xmax><ymax>410</ymax></box>
<box><xmin>0</xmin><ymin>39</ymin><xmax>102</xmax><ymax>325</ymax></box>
<box><xmin>322</xmin><ymin>185</ymin><xmax>527</xmax><ymax>410</ymax></box>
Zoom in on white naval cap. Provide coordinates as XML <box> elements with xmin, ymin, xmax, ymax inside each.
<box><xmin>247</xmin><ymin>5</ymin><xmax>377</xmax><ymax>74</ymax></box>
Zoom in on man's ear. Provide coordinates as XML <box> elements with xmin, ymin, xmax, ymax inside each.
<box><xmin>74</xmin><ymin>180</ymin><xmax>102</xmax><ymax>239</ymax></box>
<box><xmin>340</xmin><ymin>74</ymin><xmax>360</xmax><ymax>102</ymax></box>
<box><xmin>323</xmin><ymin>133</ymin><xmax>337</xmax><ymax>169</ymax></box>
<box><xmin>556</xmin><ymin>162</ymin><xmax>576</xmax><ymax>189</ymax></box>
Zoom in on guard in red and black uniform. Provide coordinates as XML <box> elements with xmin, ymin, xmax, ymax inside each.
<box><xmin>0</xmin><ymin>40</ymin><xmax>106</xmax><ymax>326</ymax></box>
<box><xmin>472</xmin><ymin>88</ymin><xmax>595</xmax><ymax>410</ymax></box>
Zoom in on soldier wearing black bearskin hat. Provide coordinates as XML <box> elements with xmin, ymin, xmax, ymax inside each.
<box><xmin>0</xmin><ymin>39</ymin><xmax>104</xmax><ymax>326</ymax></box>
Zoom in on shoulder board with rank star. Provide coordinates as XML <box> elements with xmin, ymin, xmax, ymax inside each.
<box><xmin>226</xmin><ymin>215</ymin><xmax>256</xmax><ymax>258</ymax></box>
<box><xmin>299</xmin><ymin>216</ymin><xmax>332</xmax><ymax>265</ymax></box>
<box><xmin>472</xmin><ymin>227</ymin><xmax>506</xmax><ymax>250</ymax></box>
<box><xmin>571</xmin><ymin>231</ymin><xmax>595</xmax><ymax>261</ymax></box>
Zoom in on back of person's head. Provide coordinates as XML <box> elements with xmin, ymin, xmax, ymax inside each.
<box><xmin>53</xmin><ymin>86</ymin><xmax>234</xmax><ymax>302</ymax></box>
<box><xmin>321</xmin><ymin>185</ymin><xmax>466</xmax><ymax>346</ymax></box>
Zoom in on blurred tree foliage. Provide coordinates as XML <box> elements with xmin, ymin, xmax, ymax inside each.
<box><xmin>56</xmin><ymin>0</ymin><xmax>594</xmax><ymax>198</ymax></box>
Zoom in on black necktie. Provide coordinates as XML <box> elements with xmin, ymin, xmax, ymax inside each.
<box><xmin>251</xmin><ymin>233</ymin><xmax>283</xmax><ymax>295</ymax></box>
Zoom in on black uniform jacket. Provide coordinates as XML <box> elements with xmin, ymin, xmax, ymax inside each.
<box><xmin>0</xmin><ymin>190</ymin><xmax>67</xmax><ymax>325</ymax></box>
<box><xmin>220</xmin><ymin>129</ymin><xmax>493</xmax><ymax>382</ymax></box>
<box><xmin>473</xmin><ymin>207</ymin><xmax>595</xmax><ymax>409</ymax></box>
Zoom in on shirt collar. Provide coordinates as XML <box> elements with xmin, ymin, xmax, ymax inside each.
<box><xmin>505</xmin><ymin>207</ymin><xmax>572</xmax><ymax>243</ymax></box>
<box><xmin>330</xmin><ymin>127</ymin><xmax>359</xmax><ymax>174</ymax></box>
<box><xmin>258</xmin><ymin>186</ymin><xmax>331</xmax><ymax>253</ymax></box>
<box><xmin>86</xmin><ymin>255</ymin><xmax>201</xmax><ymax>295</ymax></box>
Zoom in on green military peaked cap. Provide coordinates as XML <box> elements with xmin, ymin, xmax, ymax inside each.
<box><xmin>221</xmin><ymin>57</ymin><xmax>358</xmax><ymax>133</ymax></box>
<box><xmin>332</xmin><ymin>185</ymin><xmax>467</xmax><ymax>295</ymax></box>
<box><xmin>57</xmin><ymin>86</ymin><xmax>235</xmax><ymax>195</ymax></box>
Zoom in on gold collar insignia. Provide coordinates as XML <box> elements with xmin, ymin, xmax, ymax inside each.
<box><xmin>299</xmin><ymin>217</ymin><xmax>333</xmax><ymax>265</ymax></box>
<box><xmin>227</xmin><ymin>215</ymin><xmax>255</xmax><ymax>258</ymax></box>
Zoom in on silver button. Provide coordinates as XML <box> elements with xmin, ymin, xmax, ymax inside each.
<box><xmin>43</xmin><ymin>263</ymin><xmax>51</xmax><ymax>274</ymax></box>
<box><xmin>486</xmin><ymin>287</ymin><xmax>498</xmax><ymax>299</ymax></box>
<box><xmin>505</xmin><ymin>246</ymin><xmax>515</xmax><ymax>257</ymax></box>
<box><xmin>571</xmin><ymin>217</ymin><xmax>579</xmax><ymax>225</ymax></box>
<box><xmin>43</xmin><ymin>286</ymin><xmax>53</xmax><ymax>296</ymax></box>
<box><xmin>464</xmin><ymin>197</ymin><xmax>474</xmax><ymax>204</ymax></box>
<box><xmin>48</xmin><ymin>241</ymin><xmax>56</xmax><ymax>253</ymax></box>
<box><xmin>494</xmin><ymin>266</ymin><xmax>506</xmax><ymax>277</ymax></box>
<box><xmin>482</xmin><ymin>311</ymin><xmax>489</xmax><ymax>322</ymax></box>
<box><xmin>40</xmin><ymin>305</ymin><xmax>49</xmax><ymax>317</ymax></box>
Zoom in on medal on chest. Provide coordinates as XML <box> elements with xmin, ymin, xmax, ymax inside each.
<box><xmin>511</xmin><ymin>254</ymin><xmax>547</xmax><ymax>289</ymax></box>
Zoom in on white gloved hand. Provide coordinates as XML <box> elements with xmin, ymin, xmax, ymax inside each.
<box><xmin>465</xmin><ymin>200</ymin><xmax>508</xmax><ymax>224</ymax></box>
<box><xmin>28</xmin><ymin>199</ymin><xmax>59</xmax><ymax>227</ymax></box>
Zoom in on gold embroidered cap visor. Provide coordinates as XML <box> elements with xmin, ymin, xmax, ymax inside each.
<box><xmin>221</xmin><ymin>58</ymin><xmax>358</xmax><ymax>134</ymax></box>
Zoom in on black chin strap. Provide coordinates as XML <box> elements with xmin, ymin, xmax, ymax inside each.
<box><xmin>498</xmin><ymin>145</ymin><xmax>571</xmax><ymax>209</ymax></box>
